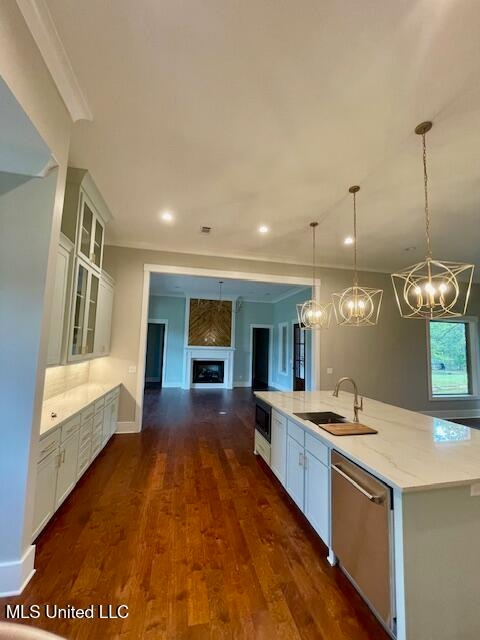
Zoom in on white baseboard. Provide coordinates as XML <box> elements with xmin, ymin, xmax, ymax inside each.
<box><xmin>422</xmin><ymin>409</ymin><xmax>480</xmax><ymax>419</ymax></box>
<box><xmin>116</xmin><ymin>421</ymin><xmax>140</xmax><ymax>434</ymax></box>
<box><xmin>0</xmin><ymin>545</ymin><xmax>35</xmax><ymax>597</ymax></box>
<box><xmin>162</xmin><ymin>381</ymin><xmax>182</xmax><ymax>388</ymax></box>
<box><xmin>234</xmin><ymin>381</ymin><xmax>251</xmax><ymax>387</ymax></box>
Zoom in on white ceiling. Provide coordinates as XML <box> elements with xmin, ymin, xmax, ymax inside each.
<box><xmin>46</xmin><ymin>1</ymin><xmax>480</xmax><ymax>277</ymax></box>
<box><xmin>149</xmin><ymin>273</ymin><xmax>307</xmax><ymax>303</ymax></box>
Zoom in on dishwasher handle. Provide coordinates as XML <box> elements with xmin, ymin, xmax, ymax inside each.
<box><xmin>331</xmin><ymin>463</ymin><xmax>384</xmax><ymax>504</ymax></box>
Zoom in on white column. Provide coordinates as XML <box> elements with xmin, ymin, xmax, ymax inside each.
<box><xmin>0</xmin><ymin>167</ymin><xmax>63</xmax><ymax>595</ymax></box>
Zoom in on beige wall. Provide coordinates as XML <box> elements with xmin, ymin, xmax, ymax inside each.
<box><xmin>96</xmin><ymin>245</ymin><xmax>480</xmax><ymax>423</ymax></box>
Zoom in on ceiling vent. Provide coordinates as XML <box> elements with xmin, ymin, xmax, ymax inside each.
<box><xmin>200</xmin><ymin>226</ymin><xmax>211</xmax><ymax>234</ymax></box>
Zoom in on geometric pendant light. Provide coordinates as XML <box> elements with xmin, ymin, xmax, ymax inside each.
<box><xmin>332</xmin><ymin>186</ymin><xmax>383</xmax><ymax>326</ymax></box>
<box><xmin>296</xmin><ymin>222</ymin><xmax>332</xmax><ymax>329</ymax></box>
<box><xmin>391</xmin><ymin>122</ymin><xmax>474</xmax><ymax>319</ymax></box>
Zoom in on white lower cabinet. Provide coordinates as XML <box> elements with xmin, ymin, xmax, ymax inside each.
<box><xmin>103</xmin><ymin>394</ymin><xmax>119</xmax><ymax>445</ymax></box>
<box><xmin>286</xmin><ymin>435</ymin><xmax>305</xmax><ymax>510</ymax></box>
<box><xmin>33</xmin><ymin>385</ymin><xmax>120</xmax><ymax>541</ymax></box>
<box><xmin>283</xmin><ymin>420</ymin><xmax>330</xmax><ymax>547</ymax></box>
<box><xmin>55</xmin><ymin>430</ymin><xmax>80</xmax><ymax>509</ymax></box>
<box><xmin>304</xmin><ymin>451</ymin><xmax>330</xmax><ymax>546</ymax></box>
<box><xmin>32</xmin><ymin>450</ymin><xmax>59</xmax><ymax>540</ymax></box>
<box><xmin>270</xmin><ymin>410</ymin><xmax>287</xmax><ymax>484</ymax></box>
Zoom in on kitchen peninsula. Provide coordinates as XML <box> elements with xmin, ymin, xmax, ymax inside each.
<box><xmin>254</xmin><ymin>390</ymin><xmax>480</xmax><ymax>640</ymax></box>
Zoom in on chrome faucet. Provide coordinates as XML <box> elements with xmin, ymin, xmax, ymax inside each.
<box><xmin>333</xmin><ymin>377</ymin><xmax>363</xmax><ymax>423</ymax></box>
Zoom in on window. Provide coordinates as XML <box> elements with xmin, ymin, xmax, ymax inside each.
<box><xmin>427</xmin><ymin>318</ymin><xmax>479</xmax><ymax>399</ymax></box>
<box><xmin>278</xmin><ymin>322</ymin><xmax>288</xmax><ymax>375</ymax></box>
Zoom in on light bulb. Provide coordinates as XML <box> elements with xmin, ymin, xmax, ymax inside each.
<box><xmin>425</xmin><ymin>282</ymin><xmax>435</xmax><ymax>294</ymax></box>
<box><xmin>439</xmin><ymin>282</ymin><xmax>448</xmax><ymax>294</ymax></box>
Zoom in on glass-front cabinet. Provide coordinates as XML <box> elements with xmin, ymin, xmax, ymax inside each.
<box><xmin>70</xmin><ymin>259</ymin><xmax>100</xmax><ymax>359</ymax></box>
<box><xmin>78</xmin><ymin>195</ymin><xmax>104</xmax><ymax>270</ymax></box>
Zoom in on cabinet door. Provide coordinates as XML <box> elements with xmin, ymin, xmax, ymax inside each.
<box><xmin>304</xmin><ymin>453</ymin><xmax>330</xmax><ymax>545</ymax></box>
<box><xmin>103</xmin><ymin>401</ymin><xmax>113</xmax><ymax>445</ymax></box>
<box><xmin>94</xmin><ymin>278</ymin><xmax>114</xmax><ymax>356</ymax></box>
<box><xmin>286</xmin><ymin>435</ymin><xmax>305</xmax><ymax>510</ymax></box>
<box><xmin>85</xmin><ymin>272</ymin><xmax>99</xmax><ymax>355</ymax></box>
<box><xmin>32</xmin><ymin>450</ymin><xmax>59</xmax><ymax>541</ymax></box>
<box><xmin>92</xmin><ymin>218</ymin><xmax>104</xmax><ymax>269</ymax></box>
<box><xmin>71</xmin><ymin>261</ymin><xmax>89</xmax><ymax>356</ymax></box>
<box><xmin>79</xmin><ymin>197</ymin><xmax>104</xmax><ymax>270</ymax></box>
<box><xmin>79</xmin><ymin>199</ymin><xmax>94</xmax><ymax>263</ymax></box>
<box><xmin>46</xmin><ymin>244</ymin><xmax>70</xmax><ymax>365</ymax></box>
<box><xmin>271</xmin><ymin>412</ymin><xmax>287</xmax><ymax>485</ymax></box>
<box><xmin>110</xmin><ymin>397</ymin><xmax>119</xmax><ymax>436</ymax></box>
<box><xmin>55</xmin><ymin>431</ymin><xmax>80</xmax><ymax>509</ymax></box>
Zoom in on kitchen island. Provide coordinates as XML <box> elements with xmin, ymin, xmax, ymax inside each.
<box><xmin>255</xmin><ymin>390</ymin><xmax>480</xmax><ymax>640</ymax></box>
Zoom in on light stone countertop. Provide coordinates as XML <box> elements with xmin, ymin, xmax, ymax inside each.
<box><xmin>40</xmin><ymin>382</ymin><xmax>121</xmax><ymax>437</ymax></box>
<box><xmin>255</xmin><ymin>390</ymin><xmax>480</xmax><ymax>492</ymax></box>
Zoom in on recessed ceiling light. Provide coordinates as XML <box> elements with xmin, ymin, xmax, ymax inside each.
<box><xmin>343</xmin><ymin>236</ymin><xmax>354</xmax><ymax>245</ymax></box>
<box><xmin>161</xmin><ymin>210</ymin><xmax>174</xmax><ymax>222</ymax></box>
<box><xmin>258</xmin><ymin>225</ymin><xmax>269</xmax><ymax>234</ymax></box>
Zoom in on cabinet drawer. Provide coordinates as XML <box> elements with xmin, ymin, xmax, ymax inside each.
<box><xmin>91</xmin><ymin>431</ymin><xmax>103</xmax><ymax>459</ymax></box>
<box><xmin>94</xmin><ymin>397</ymin><xmax>105</xmax><ymax>414</ymax></box>
<box><xmin>38</xmin><ymin>429</ymin><xmax>61</xmax><ymax>462</ymax></box>
<box><xmin>254</xmin><ymin>430</ymin><xmax>271</xmax><ymax>465</ymax></box>
<box><xmin>81</xmin><ymin>404</ymin><xmax>94</xmax><ymax>424</ymax></box>
<box><xmin>79</xmin><ymin>424</ymin><xmax>92</xmax><ymax>449</ymax></box>
<box><xmin>94</xmin><ymin>409</ymin><xmax>104</xmax><ymax>428</ymax></box>
<box><xmin>77</xmin><ymin>443</ymin><xmax>91</xmax><ymax>478</ymax></box>
<box><xmin>61</xmin><ymin>414</ymin><xmax>80</xmax><ymax>442</ymax></box>
<box><xmin>272</xmin><ymin>409</ymin><xmax>287</xmax><ymax>430</ymax></box>
<box><xmin>305</xmin><ymin>433</ymin><xmax>329</xmax><ymax>466</ymax></box>
<box><xmin>287</xmin><ymin>420</ymin><xmax>305</xmax><ymax>447</ymax></box>
<box><xmin>92</xmin><ymin>418</ymin><xmax>103</xmax><ymax>439</ymax></box>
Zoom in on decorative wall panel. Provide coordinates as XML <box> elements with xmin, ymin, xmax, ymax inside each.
<box><xmin>188</xmin><ymin>299</ymin><xmax>232</xmax><ymax>347</ymax></box>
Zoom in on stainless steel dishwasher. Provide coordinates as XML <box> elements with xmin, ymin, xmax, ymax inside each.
<box><xmin>331</xmin><ymin>451</ymin><xmax>395</xmax><ymax>634</ymax></box>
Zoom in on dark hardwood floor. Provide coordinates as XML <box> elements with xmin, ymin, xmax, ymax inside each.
<box><xmin>0</xmin><ymin>388</ymin><xmax>389</xmax><ymax>640</ymax></box>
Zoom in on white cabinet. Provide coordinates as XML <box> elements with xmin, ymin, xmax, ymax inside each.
<box><xmin>57</xmin><ymin>167</ymin><xmax>115</xmax><ymax>363</ymax></box>
<box><xmin>31</xmin><ymin>450</ymin><xmax>59</xmax><ymax>540</ymax></box>
<box><xmin>78</xmin><ymin>194</ymin><xmax>104</xmax><ymax>271</ymax></box>
<box><xmin>54</xmin><ymin>430</ymin><xmax>80</xmax><ymax>509</ymax></box>
<box><xmin>94</xmin><ymin>274</ymin><xmax>114</xmax><ymax>356</ymax></box>
<box><xmin>33</xmin><ymin>385</ymin><xmax>120</xmax><ymax>541</ymax></box>
<box><xmin>69</xmin><ymin>258</ymin><xmax>100</xmax><ymax>360</ymax></box>
<box><xmin>270</xmin><ymin>410</ymin><xmax>287</xmax><ymax>484</ymax></box>
<box><xmin>284</xmin><ymin>420</ymin><xmax>330</xmax><ymax>546</ymax></box>
<box><xmin>304</xmin><ymin>451</ymin><xmax>330</xmax><ymax>545</ymax></box>
<box><xmin>103</xmin><ymin>394</ymin><xmax>119</xmax><ymax>445</ymax></box>
<box><xmin>46</xmin><ymin>237</ymin><xmax>73</xmax><ymax>366</ymax></box>
<box><xmin>286</xmin><ymin>435</ymin><xmax>305</xmax><ymax>509</ymax></box>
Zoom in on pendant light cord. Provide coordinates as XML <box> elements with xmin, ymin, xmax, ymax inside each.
<box><xmin>422</xmin><ymin>133</ymin><xmax>432</xmax><ymax>259</ymax></box>
<box><xmin>353</xmin><ymin>191</ymin><xmax>358</xmax><ymax>286</ymax></box>
<box><xmin>312</xmin><ymin>223</ymin><xmax>316</xmax><ymax>290</ymax></box>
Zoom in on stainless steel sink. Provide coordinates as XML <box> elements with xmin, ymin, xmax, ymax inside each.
<box><xmin>294</xmin><ymin>411</ymin><xmax>346</xmax><ymax>425</ymax></box>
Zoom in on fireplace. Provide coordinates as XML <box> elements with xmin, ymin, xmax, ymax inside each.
<box><xmin>192</xmin><ymin>360</ymin><xmax>225</xmax><ymax>384</ymax></box>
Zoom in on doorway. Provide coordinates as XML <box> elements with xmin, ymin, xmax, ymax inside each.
<box><xmin>293</xmin><ymin>323</ymin><xmax>306</xmax><ymax>391</ymax></box>
<box><xmin>145</xmin><ymin>321</ymin><xmax>167</xmax><ymax>388</ymax></box>
<box><xmin>251</xmin><ymin>326</ymin><xmax>272</xmax><ymax>390</ymax></box>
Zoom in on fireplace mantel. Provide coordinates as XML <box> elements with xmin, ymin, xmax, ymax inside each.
<box><xmin>183</xmin><ymin>347</ymin><xmax>235</xmax><ymax>389</ymax></box>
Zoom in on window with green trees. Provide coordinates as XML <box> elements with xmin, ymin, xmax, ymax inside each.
<box><xmin>429</xmin><ymin>320</ymin><xmax>471</xmax><ymax>396</ymax></box>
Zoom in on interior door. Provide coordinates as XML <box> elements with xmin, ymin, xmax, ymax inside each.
<box><xmin>145</xmin><ymin>323</ymin><xmax>166</xmax><ymax>387</ymax></box>
<box><xmin>293</xmin><ymin>323</ymin><xmax>306</xmax><ymax>391</ymax></box>
<box><xmin>252</xmin><ymin>327</ymin><xmax>270</xmax><ymax>390</ymax></box>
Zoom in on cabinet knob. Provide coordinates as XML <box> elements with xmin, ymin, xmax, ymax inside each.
<box><xmin>51</xmin><ymin>411</ymin><xmax>57</xmax><ymax>419</ymax></box>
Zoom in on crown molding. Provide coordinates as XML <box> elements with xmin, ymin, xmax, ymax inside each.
<box><xmin>16</xmin><ymin>0</ymin><xmax>92</xmax><ymax>122</ymax></box>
